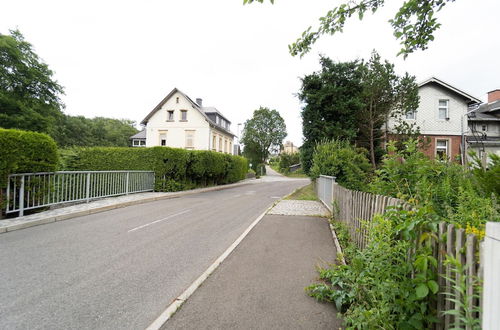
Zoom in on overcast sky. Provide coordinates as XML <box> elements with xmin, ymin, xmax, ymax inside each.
<box><xmin>2</xmin><ymin>0</ymin><xmax>499</xmax><ymax>146</ymax></box>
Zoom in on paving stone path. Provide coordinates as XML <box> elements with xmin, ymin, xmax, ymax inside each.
<box><xmin>268</xmin><ymin>199</ymin><xmax>330</xmax><ymax>217</ymax></box>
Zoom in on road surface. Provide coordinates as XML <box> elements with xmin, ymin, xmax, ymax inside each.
<box><xmin>0</xmin><ymin>174</ymin><xmax>308</xmax><ymax>330</ymax></box>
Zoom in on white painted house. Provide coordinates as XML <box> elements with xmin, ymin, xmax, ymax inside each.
<box><xmin>131</xmin><ymin>88</ymin><xmax>235</xmax><ymax>154</ymax></box>
<box><xmin>388</xmin><ymin>77</ymin><xmax>481</xmax><ymax>160</ymax></box>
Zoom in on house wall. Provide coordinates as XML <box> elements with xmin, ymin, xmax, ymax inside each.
<box><xmin>210</xmin><ymin>127</ymin><xmax>235</xmax><ymax>154</ymax></box>
<box><xmin>469</xmin><ymin>121</ymin><xmax>500</xmax><ymax>137</ymax></box>
<box><xmin>420</xmin><ymin>134</ymin><xmax>462</xmax><ymax>160</ymax></box>
<box><xmin>388</xmin><ymin>83</ymin><xmax>469</xmax><ymax>136</ymax></box>
<box><xmin>145</xmin><ymin>91</ymin><xmax>210</xmax><ymax>150</ymax></box>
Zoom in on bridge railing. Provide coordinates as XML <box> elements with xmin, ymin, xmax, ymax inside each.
<box><xmin>5</xmin><ymin>171</ymin><xmax>155</xmax><ymax>216</ymax></box>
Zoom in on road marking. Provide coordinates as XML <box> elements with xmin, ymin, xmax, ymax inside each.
<box><xmin>270</xmin><ymin>196</ymin><xmax>281</xmax><ymax>199</ymax></box>
<box><xmin>145</xmin><ymin>186</ymin><xmax>303</xmax><ymax>330</ymax></box>
<box><xmin>128</xmin><ymin>210</ymin><xmax>190</xmax><ymax>233</ymax></box>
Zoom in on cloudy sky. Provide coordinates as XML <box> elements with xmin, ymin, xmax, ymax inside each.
<box><xmin>2</xmin><ymin>0</ymin><xmax>499</xmax><ymax>146</ymax></box>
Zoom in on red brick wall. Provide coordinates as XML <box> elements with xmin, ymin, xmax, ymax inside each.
<box><xmin>387</xmin><ymin>134</ymin><xmax>463</xmax><ymax>162</ymax></box>
<box><xmin>420</xmin><ymin>135</ymin><xmax>462</xmax><ymax>161</ymax></box>
<box><xmin>488</xmin><ymin>90</ymin><xmax>500</xmax><ymax>103</ymax></box>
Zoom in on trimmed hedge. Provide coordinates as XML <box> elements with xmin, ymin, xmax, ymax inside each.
<box><xmin>0</xmin><ymin>128</ymin><xmax>59</xmax><ymax>188</ymax></box>
<box><xmin>61</xmin><ymin>147</ymin><xmax>248</xmax><ymax>191</ymax></box>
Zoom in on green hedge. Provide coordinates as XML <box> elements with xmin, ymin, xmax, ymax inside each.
<box><xmin>0</xmin><ymin>128</ymin><xmax>59</xmax><ymax>188</ymax></box>
<box><xmin>61</xmin><ymin>147</ymin><xmax>248</xmax><ymax>191</ymax></box>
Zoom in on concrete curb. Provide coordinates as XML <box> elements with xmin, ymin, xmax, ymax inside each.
<box><xmin>145</xmin><ymin>186</ymin><xmax>302</xmax><ymax>330</ymax></box>
<box><xmin>317</xmin><ymin>199</ymin><xmax>347</xmax><ymax>266</ymax></box>
<box><xmin>0</xmin><ymin>179</ymin><xmax>257</xmax><ymax>234</ymax></box>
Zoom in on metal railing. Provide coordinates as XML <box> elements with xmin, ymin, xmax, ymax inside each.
<box><xmin>316</xmin><ymin>175</ymin><xmax>335</xmax><ymax>211</ymax></box>
<box><xmin>5</xmin><ymin>171</ymin><xmax>155</xmax><ymax>216</ymax></box>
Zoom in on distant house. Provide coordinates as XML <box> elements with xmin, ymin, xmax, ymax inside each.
<box><xmin>388</xmin><ymin>77</ymin><xmax>481</xmax><ymax>161</ymax></box>
<box><xmin>282</xmin><ymin>141</ymin><xmax>299</xmax><ymax>154</ymax></box>
<box><xmin>131</xmin><ymin>88</ymin><xmax>235</xmax><ymax>154</ymax></box>
<box><xmin>130</xmin><ymin>129</ymin><xmax>146</xmax><ymax>147</ymax></box>
<box><xmin>467</xmin><ymin>89</ymin><xmax>500</xmax><ymax>160</ymax></box>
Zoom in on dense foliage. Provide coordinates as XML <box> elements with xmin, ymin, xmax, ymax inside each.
<box><xmin>0</xmin><ymin>30</ymin><xmax>64</xmax><ymax>137</ymax></box>
<box><xmin>61</xmin><ymin>147</ymin><xmax>247</xmax><ymax>191</ymax></box>
<box><xmin>0</xmin><ymin>128</ymin><xmax>59</xmax><ymax>188</ymax></box>
<box><xmin>245</xmin><ymin>0</ymin><xmax>457</xmax><ymax>58</ymax></box>
<box><xmin>309</xmin><ymin>139</ymin><xmax>371</xmax><ymax>191</ymax></box>
<box><xmin>299</xmin><ymin>53</ymin><xmax>418</xmax><ymax>171</ymax></box>
<box><xmin>299</xmin><ymin>57</ymin><xmax>363</xmax><ymax>172</ymax></box>
<box><xmin>0</xmin><ymin>30</ymin><xmax>139</xmax><ymax>147</ymax></box>
<box><xmin>357</xmin><ymin>51</ymin><xmax>419</xmax><ymax>166</ymax></box>
<box><xmin>278</xmin><ymin>152</ymin><xmax>300</xmax><ymax>173</ymax></box>
<box><xmin>241</xmin><ymin>107</ymin><xmax>286</xmax><ymax>171</ymax></box>
<box><xmin>55</xmin><ymin>116</ymin><xmax>138</xmax><ymax>147</ymax></box>
<box><xmin>307</xmin><ymin>139</ymin><xmax>498</xmax><ymax>328</ymax></box>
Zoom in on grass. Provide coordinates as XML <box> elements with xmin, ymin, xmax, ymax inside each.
<box><xmin>269</xmin><ymin>163</ymin><xmax>308</xmax><ymax>178</ymax></box>
<box><xmin>286</xmin><ymin>183</ymin><xmax>318</xmax><ymax>201</ymax></box>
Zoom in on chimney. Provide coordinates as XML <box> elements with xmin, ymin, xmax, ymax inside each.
<box><xmin>196</xmin><ymin>98</ymin><xmax>203</xmax><ymax>107</ymax></box>
<box><xmin>488</xmin><ymin>89</ymin><xmax>500</xmax><ymax>103</ymax></box>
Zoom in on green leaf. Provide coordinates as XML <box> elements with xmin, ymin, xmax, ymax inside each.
<box><xmin>427</xmin><ymin>280</ymin><xmax>439</xmax><ymax>294</ymax></box>
<box><xmin>416</xmin><ymin>283</ymin><xmax>429</xmax><ymax>299</ymax></box>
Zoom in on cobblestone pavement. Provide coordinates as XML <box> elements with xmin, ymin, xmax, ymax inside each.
<box><xmin>268</xmin><ymin>199</ymin><xmax>330</xmax><ymax>217</ymax></box>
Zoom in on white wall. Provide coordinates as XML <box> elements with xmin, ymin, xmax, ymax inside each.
<box><xmin>145</xmin><ymin>91</ymin><xmax>210</xmax><ymax>150</ymax></box>
<box><xmin>483</xmin><ymin>222</ymin><xmax>500</xmax><ymax>329</ymax></box>
<box><xmin>210</xmin><ymin>127</ymin><xmax>234</xmax><ymax>154</ymax></box>
<box><xmin>388</xmin><ymin>84</ymin><xmax>469</xmax><ymax>136</ymax></box>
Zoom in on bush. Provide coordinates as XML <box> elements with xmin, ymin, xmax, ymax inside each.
<box><xmin>309</xmin><ymin>139</ymin><xmax>371</xmax><ymax>191</ymax></box>
<box><xmin>0</xmin><ymin>128</ymin><xmax>59</xmax><ymax>188</ymax></box>
<box><xmin>61</xmin><ymin>146</ymin><xmax>247</xmax><ymax>191</ymax></box>
<box><xmin>279</xmin><ymin>153</ymin><xmax>300</xmax><ymax>173</ymax></box>
<box><xmin>255</xmin><ymin>163</ymin><xmax>266</xmax><ymax>176</ymax></box>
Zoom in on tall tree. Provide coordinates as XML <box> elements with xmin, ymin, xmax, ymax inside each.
<box><xmin>244</xmin><ymin>0</ymin><xmax>456</xmax><ymax>58</ymax></box>
<box><xmin>298</xmin><ymin>57</ymin><xmax>364</xmax><ymax>173</ymax></box>
<box><xmin>241</xmin><ymin>107</ymin><xmax>287</xmax><ymax>168</ymax></box>
<box><xmin>356</xmin><ymin>51</ymin><xmax>419</xmax><ymax>167</ymax></box>
<box><xmin>0</xmin><ymin>29</ymin><xmax>65</xmax><ymax>136</ymax></box>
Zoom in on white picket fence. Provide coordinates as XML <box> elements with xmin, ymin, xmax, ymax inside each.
<box><xmin>315</xmin><ymin>175</ymin><xmax>496</xmax><ymax>329</ymax></box>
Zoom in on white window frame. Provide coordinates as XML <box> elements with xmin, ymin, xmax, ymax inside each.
<box><xmin>405</xmin><ymin>111</ymin><xmax>416</xmax><ymax>120</ymax></box>
<box><xmin>159</xmin><ymin>131</ymin><xmax>167</xmax><ymax>146</ymax></box>
<box><xmin>219</xmin><ymin>137</ymin><xmax>223</xmax><ymax>152</ymax></box>
<box><xmin>435</xmin><ymin>139</ymin><xmax>449</xmax><ymax>160</ymax></box>
<box><xmin>212</xmin><ymin>135</ymin><xmax>217</xmax><ymax>151</ymax></box>
<box><xmin>481</xmin><ymin>124</ymin><xmax>488</xmax><ymax>132</ymax></box>
<box><xmin>167</xmin><ymin>110</ymin><xmax>174</xmax><ymax>121</ymax></box>
<box><xmin>438</xmin><ymin>99</ymin><xmax>449</xmax><ymax>120</ymax></box>
<box><xmin>180</xmin><ymin>110</ymin><xmax>188</xmax><ymax>121</ymax></box>
<box><xmin>133</xmin><ymin>139</ymin><xmax>140</xmax><ymax>147</ymax></box>
<box><xmin>185</xmin><ymin>130</ymin><xmax>195</xmax><ymax>149</ymax></box>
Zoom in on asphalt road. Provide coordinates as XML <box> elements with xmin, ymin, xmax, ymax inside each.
<box><xmin>0</xmin><ymin>175</ymin><xmax>308</xmax><ymax>330</ymax></box>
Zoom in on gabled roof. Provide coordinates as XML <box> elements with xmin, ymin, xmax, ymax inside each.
<box><xmin>129</xmin><ymin>129</ymin><xmax>146</xmax><ymax>139</ymax></box>
<box><xmin>419</xmin><ymin>77</ymin><xmax>482</xmax><ymax>105</ymax></box>
<box><xmin>140</xmin><ymin>88</ymin><xmax>235</xmax><ymax>137</ymax></box>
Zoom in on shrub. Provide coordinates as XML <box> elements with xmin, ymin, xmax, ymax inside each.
<box><xmin>309</xmin><ymin>139</ymin><xmax>371</xmax><ymax>191</ymax></box>
<box><xmin>60</xmin><ymin>146</ymin><xmax>247</xmax><ymax>191</ymax></box>
<box><xmin>279</xmin><ymin>153</ymin><xmax>300</xmax><ymax>173</ymax></box>
<box><xmin>371</xmin><ymin>140</ymin><xmax>499</xmax><ymax>227</ymax></box>
<box><xmin>0</xmin><ymin>128</ymin><xmax>59</xmax><ymax>188</ymax></box>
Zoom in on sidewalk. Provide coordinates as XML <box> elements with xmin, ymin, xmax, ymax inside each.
<box><xmin>162</xmin><ymin>200</ymin><xmax>342</xmax><ymax>329</ymax></box>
